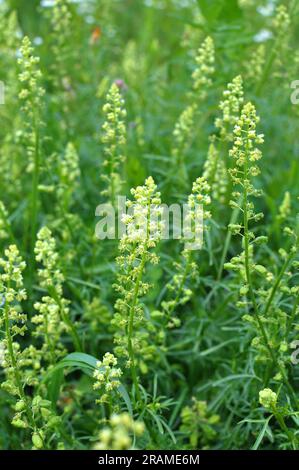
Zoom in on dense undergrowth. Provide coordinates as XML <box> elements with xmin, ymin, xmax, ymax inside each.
<box><xmin>0</xmin><ymin>0</ymin><xmax>299</xmax><ymax>450</ymax></box>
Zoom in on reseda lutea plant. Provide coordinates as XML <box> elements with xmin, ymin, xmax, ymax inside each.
<box><xmin>0</xmin><ymin>0</ymin><xmax>299</xmax><ymax>451</ymax></box>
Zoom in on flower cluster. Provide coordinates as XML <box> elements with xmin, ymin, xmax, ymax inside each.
<box><xmin>101</xmin><ymin>83</ymin><xmax>127</xmax><ymax>206</ymax></box>
<box><xmin>113</xmin><ymin>177</ymin><xmax>162</xmax><ymax>373</ymax></box>
<box><xmin>35</xmin><ymin>226</ymin><xmax>64</xmax><ymax>293</ymax></box>
<box><xmin>245</xmin><ymin>45</ymin><xmax>265</xmax><ymax>83</ymax></box>
<box><xmin>273</xmin><ymin>5</ymin><xmax>291</xmax><ymax>36</ymax></box>
<box><xmin>50</xmin><ymin>0</ymin><xmax>73</xmax><ymax>88</ymax></box>
<box><xmin>203</xmin><ymin>142</ymin><xmax>228</xmax><ymax>203</ymax></box>
<box><xmin>215</xmin><ymin>75</ymin><xmax>244</xmax><ymax>142</ymax></box>
<box><xmin>17</xmin><ymin>36</ymin><xmax>44</xmax><ymax>172</ymax></box>
<box><xmin>83</xmin><ymin>297</ymin><xmax>112</xmax><ymax>333</ymax></box>
<box><xmin>159</xmin><ymin>177</ymin><xmax>211</xmax><ymax>330</ymax></box>
<box><xmin>259</xmin><ymin>388</ymin><xmax>277</xmax><ymax>409</ymax></box>
<box><xmin>171</xmin><ymin>104</ymin><xmax>196</xmax><ymax>183</ymax></box>
<box><xmin>0</xmin><ymin>246</ymin><xmax>32</xmax><ymax>425</ymax></box>
<box><xmin>229</xmin><ymin>102</ymin><xmax>264</xmax><ymax>199</ymax></box>
<box><xmin>93</xmin><ymin>353</ymin><xmax>122</xmax><ymax>404</ymax></box>
<box><xmin>185</xmin><ymin>176</ymin><xmax>211</xmax><ymax>248</ymax></box>
<box><xmin>0</xmin><ymin>201</ymin><xmax>10</xmax><ymax>240</ymax></box>
<box><xmin>180</xmin><ymin>398</ymin><xmax>219</xmax><ymax>449</ymax></box>
<box><xmin>57</xmin><ymin>142</ymin><xmax>80</xmax><ymax>212</ymax></box>
<box><xmin>34</xmin><ymin>227</ymin><xmax>81</xmax><ymax>351</ymax></box>
<box><xmin>172</xmin><ymin>104</ymin><xmax>196</xmax><ymax>158</ymax></box>
<box><xmin>93</xmin><ymin>413</ymin><xmax>144</xmax><ymax>450</ymax></box>
<box><xmin>32</xmin><ymin>296</ymin><xmax>66</xmax><ymax>367</ymax></box>
<box><xmin>225</xmin><ymin>102</ymin><xmax>264</xmax><ymax>251</ymax></box>
<box><xmin>277</xmin><ymin>191</ymin><xmax>291</xmax><ymax>223</ymax></box>
<box><xmin>273</xmin><ymin>4</ymin><xmax>291</xmax><ymax>68</ymax></box>
<box><xmin>0</xmin><ymin>245</ymin><xmax>27</xmax><ymax>337</ymax></box>
<box><xmin>192</xmin><ymin>37</ymin><xmax>215</xmax><ymax>100</ymax></box>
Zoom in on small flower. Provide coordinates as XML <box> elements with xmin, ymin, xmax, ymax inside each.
<box><xmin>114</xmin><ymin>79</ymin><xmax>128</xmax><ymax>91</ymax></box>
<box><xmin>259</xmin><ymin>388</ymin><xmax>278</xmax><ymax>409</ymax></box>
<box><xmin>93</xmin><ymin>353</ymin><xmax>122</xmax><ymax>403</ymax></box>
<box><xmin>93</xmin><ymin>413</ymin><xmax>144</xmax><ymax>450</ymax></box>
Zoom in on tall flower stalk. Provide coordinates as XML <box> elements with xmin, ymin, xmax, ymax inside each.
<box><xmin>112</xmin><ymin>177</ymin><xmax>162</xmax><ymax>401</ymax></box>
<box><xmin>225</xmin><ymin>102</ymin><xmax>297</xmax><ymax>404</ymax></box>
<box><xmin>169</xmin><ymin>36</ymin><xmax>215</xmax><ymax>189</ymax></box>
<box><xmin>34</xmin><ymin>227</ymin><xmax>82</xmax><ymax>352</ymax></box>
<box><xmin>101</xmin><ymin>83</ymin><xmax>127</xmax><ymax>208</ymax></box>
<box><xmin>0</xmin><ymin>245</ymin><xmax>44</xmax><ymax>445</ymax></box>
<box><xmin>18</xmin><ymin>36</ymin><xmax>45</xmax><ymax>267</ymax></box>
<box><xmin>159</xmin><ymin>177</ymin><xmax>211</xmax><ymax>332</ymax></box>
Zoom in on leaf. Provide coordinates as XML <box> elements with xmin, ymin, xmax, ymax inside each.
<box><xmin>43</xmin><ymin>353</ymin><xmax>98</xmax><ymax>389</ymax></box>
<box><xmin>252</xmin><ymin>416</ymin><xmax>273</xmax><ymax>450</ymax></box>
<box><xmin>44</xmin><ymin>353</ymin><xmax>132</xmax><ymax>415</ymax></box>
<box><xmin>147</xmin><ymin>409</ymin><xmax>164</xmax><ymax>435</ymax></box>
<box><xmin>47</xmin><ymin>368</ymin><xmax>64</xmax><ymax>405</ymax></box>
<box><xmin>118</xmin><ymin>384</ymin><xmax>133</xmax><ymax>416</ymax></box>
<box><xmin>61</xmin><ymin>352</ymin><xmax>98</xmax><ymax>369</ymax></box>
<box><xmin>197</xmin><ymin>0</ymin><xmax>225</xmax><ymax>23</ymax></box>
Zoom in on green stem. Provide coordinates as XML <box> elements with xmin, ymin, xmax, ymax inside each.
<box><xmin>272</xmin><ymin>407</ymin><xmax>297</xmax><ymax>450</ymax></box>
<box><xmin>217</xmin><ymin>204</ymin><xmax>240</xmax><ymax>281</ymax></box>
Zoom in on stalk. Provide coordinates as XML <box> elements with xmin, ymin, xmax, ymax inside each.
<box><xmin>4</xmin><ymin>296</ymin><xmax>44</xmax><ymax>447</ymax></box>
<box><xmin>272</xmin><ymin>406</ymin><xmax>298</xmax><ymax>450</ymax></box>
<box><xmin>30</xmin><ymin>113</ymin><xmax>40</xmax><ymax>274</ymax></box>
<box><xmin>242</xmin><ymin>132</ymin><xmax>297</xmax><ymax>406</ymax></box>
<box><xmin>127</xmin><ymin>200</ymin><xmax>152</xmax><ymax>404</ymax></box>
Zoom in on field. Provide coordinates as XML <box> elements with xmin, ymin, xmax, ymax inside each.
<box><xmin>0</xmin><ymin>0</ymin><xmax>299</xmax><ymax>451</ymax></box>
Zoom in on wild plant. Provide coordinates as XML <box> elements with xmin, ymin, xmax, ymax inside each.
<box><xmin>101</xmin><ymin>83</ymin><xmax>127</xmax><ymax>207</ymax></box>
<box><xmin>112</xmin><ymin>177</ymin><xmax>162</xmax><ymax>402</ymax></box>
<box><xmin>17</xmin><ymin>36</ymin><xmax>45</xmax><ymax>263</ymax></box>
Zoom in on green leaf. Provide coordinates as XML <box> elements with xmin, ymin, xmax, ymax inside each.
<box><xmin>118</xmin><ymin>384</ymin><xmax>133</xmax><ymax>416</ymax></box>
<box><xmin>47</xmin><ymin>369</ymin><xmax>64</xmax><ymax>406</ymax></box>
<box><xmin>197</xmin><ymin>0</ymin><xmax>242</xmax><ymax>25</ymax></box>
<box><xmin>252</xmin><ymin>416</ymin><xmax>273</xmax><ymax>450</ymax></box>
<box><xmin>43</xmin><ymin>353</ymin><xmax>98</xmax><ymax>389</ymax></box>
<box><xmin>197</xmin><ymin>0</ymin><xmax>225</xmax><ymax>23</ymax></box>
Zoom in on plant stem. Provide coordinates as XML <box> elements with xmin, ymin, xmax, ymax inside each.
<box><xmin>217</xmin><ymin>204</ymin><xmax>240</xmax><ymax>280</ymax></box>
<box><xmin>272</xmin><ymin>407</ymin><xmax>297</xmax><ymax>450</ymax></box>
<box><xmin>30</xmin><ymin>113</ymin><xmax>40</xmax><ymax>276</ymax></box>
<box><xmin>242</xmin><ymin>132</ymin><xmax>297</xmax><ymax>406</ymax></box>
